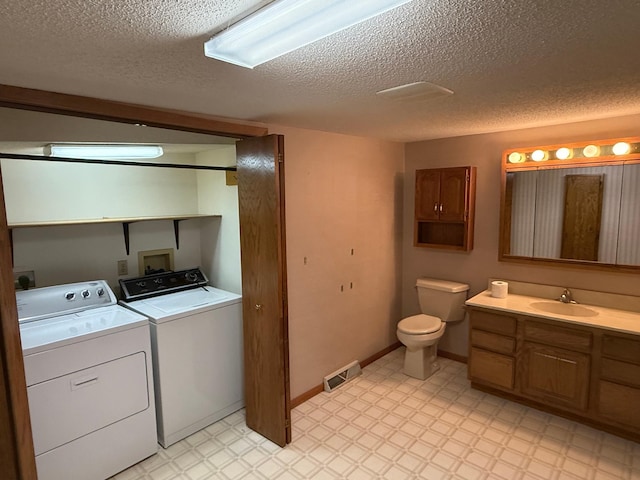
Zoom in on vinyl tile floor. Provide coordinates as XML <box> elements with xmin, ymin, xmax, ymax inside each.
<box><xmin>112</xmin><ymin>348</ymin><xmax>640</xmax><ymax>479</ymax></box>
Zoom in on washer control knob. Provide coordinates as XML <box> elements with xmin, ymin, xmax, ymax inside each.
<box><xmin>81</xmin><ymin>289</ymin><xmax>91</xmax><ymax>299</ymax></box>
<box><xmin>65</xmin><ymin>292</ymin><xmax>76</xmax><ymax>301</ymax></box>
<box><xmin>185</xmin><ymin>271</ymin><xmax>199</xmax><ymax>282</ymax></box>
<box><xmin>96</xmin><ymin>287</ymin><xmax>105</xmax><ymax>297</ymax></box>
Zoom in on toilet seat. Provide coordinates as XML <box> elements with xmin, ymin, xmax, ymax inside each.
<box><xmin>398</xmin><ymin>314</ymin><xmax>441</xmax><ymax>334</ymax></box>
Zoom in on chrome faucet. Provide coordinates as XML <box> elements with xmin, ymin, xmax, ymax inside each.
<box><xmin>558</xmin><ymin>288</ymin><xmax>577</xmax><ymax>304</ymax></box>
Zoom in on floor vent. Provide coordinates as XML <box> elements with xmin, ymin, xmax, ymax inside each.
<box><xmin>323</xmin><ymin>360</ymin><xmax>362</xmax><ymax>392</ymax></box>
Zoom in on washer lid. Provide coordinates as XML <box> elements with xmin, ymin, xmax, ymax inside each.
<box><xmin>398</xmin><ymin>314</ymin><xmax>442</xmax><ymax>334</ymax></box>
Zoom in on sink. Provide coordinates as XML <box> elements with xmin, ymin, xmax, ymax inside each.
<box><xmin>530</xmin><ymin>301</ymin><xmax>599</xmax><ymax>317</ymax></box>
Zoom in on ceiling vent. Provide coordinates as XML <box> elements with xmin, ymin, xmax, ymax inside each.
<box><xmin>376</xmin><ymin>81</ymin><xmax>453</xmax><ymax>102</ymax></box>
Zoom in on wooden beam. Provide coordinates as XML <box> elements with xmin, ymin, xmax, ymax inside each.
<box><xmin>0</xmin><ymin>84</ymin><xmax>268</xmax><ymax>139</ymax></box>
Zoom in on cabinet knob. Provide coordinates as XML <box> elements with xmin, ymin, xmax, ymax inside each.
<box><xmin>255</xmin><ymin>304</ymin><xmax>262</xmax><ymax>310</ymax></box>
<box><xmin>433</xmin><ymin>203</ymin><xmax>438</xmax><ymax>212</ymax></box>
<box><xmin>439</xmin><ymin>204</ymin><xmax>443</xmax><ymax>212</ymax></box>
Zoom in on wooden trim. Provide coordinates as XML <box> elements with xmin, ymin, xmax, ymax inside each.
<box><xmin>438</xmin><ymin>349</ymin><xmax>468</xmax><ymax>364</ymax></box>
<box><xmin>0</xmin><ymin>84</ymin><xmax>268</xmax><ymax>139</ymax></box>
<box><xmin>290</xmin><ymin>385</ymin><xmax>323</xmax><ymax>409</ymax></box>
<box><xmin>361</xmin><ymin>341</ymin><xmax>402</xmax><ymax>368</ymax></box>
<box><xmin>0</xmin><ymin>170</ymin><xmax>37</xmax><ymax>480</ymax></box>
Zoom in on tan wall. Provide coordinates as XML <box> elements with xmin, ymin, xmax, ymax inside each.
<box><xmin>271</xmin><ymin>125</ymin><xmax>405</xmax><ymax>398</ymax></box>
<box><xmin>403</xmin><ymin>113</ymin><xmax>640</xmax><ymax>358</ymax></box>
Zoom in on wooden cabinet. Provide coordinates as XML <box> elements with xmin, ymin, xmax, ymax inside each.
<box><xmin>595</xmin><ymin>333</ymin><xmax>640</xmax><ymax>429</ymax></box>
<box><xmin>414</xmin><ymin>166</ymin><xmax>476</xmax><ymax>250</ymax></box>
<box><xmin>468</xmin><ymin>310</ymin><xmax>517</xmax><ymax>391</ymax></box>
<box><xmin>467</xmin><ymin>307</ymin><xmax>640</xmax><ymax>442</ymax></box>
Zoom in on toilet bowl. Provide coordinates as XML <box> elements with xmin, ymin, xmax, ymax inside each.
<box><xmin>397</xmin><ymin>278</ymin><xmax>469</xmax><ymax>380</ymax></box>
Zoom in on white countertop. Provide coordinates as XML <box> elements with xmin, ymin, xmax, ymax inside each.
<box><xmin>466</xmin><ymin>290</ymin><xmax>640</xmax><ymax>336</ymax></box>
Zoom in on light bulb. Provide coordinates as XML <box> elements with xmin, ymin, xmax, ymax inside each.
<box><xmin>531</xmin><ymin>150</ymin><xmax>548</xmax><ymax>162</ymax></box>
<box><xmin>612</xmin><ymin>142</ymin><xmax>631</xmax><ymax>155</ymax></box>
<box><xmin>555</xmin><ymin>147</ymin><xmax>572</xmax><ymax>160</ymax></box>
<box><xmin>508</xmin><ymin>152</ymin><xmax>525</xmax><ymax>163</ymax></box>
<box><xmin>582</xmin><ymin>144</ymin><xmax>600</xmax><ymax>158</ymax></box>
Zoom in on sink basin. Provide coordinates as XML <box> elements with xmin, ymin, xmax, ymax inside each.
<box><xmin>530</xmin><ymin>301</ymin><xmax>599</xmax><ymax>317</ymax></box>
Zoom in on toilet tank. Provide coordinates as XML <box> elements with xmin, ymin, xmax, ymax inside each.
<box><xmin>416</xmin><ymin>278</ymin><xmax>469</xmax><ymax>322</ymax></box>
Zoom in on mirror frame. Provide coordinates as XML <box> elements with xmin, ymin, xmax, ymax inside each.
<box><xmin>0</xmin><ymin>83</ymin><xmax>268</xmax><ymax>478</ymax></box>
<box><xmin>499</xmin><ymin>136</ymin><xmax>640</xmax><ymax>273</ymax></box>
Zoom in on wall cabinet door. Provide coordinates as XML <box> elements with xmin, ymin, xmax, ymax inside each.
<box><xmin>438</xmin><ymin>168</ymin><xmax>468</xmax><ymax>221</ymax></box>
<box><xmin>415</xmin><ymin>169</ymin><xmax>441</xmax><ymax>220</ymax></box>
<box><xmin>414</xmin><ymin>166</ymin><xmax>476</xmax><ymax>250</ymax></box>
<box><xmin>521</xmin><ymin>342</ymin><xmax>590</xmax><ymax>411</ymax></box>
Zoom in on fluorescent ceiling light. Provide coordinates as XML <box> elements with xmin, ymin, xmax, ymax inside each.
<box><xmin>45</xmin><ymin>144</ymin><xmax>164</xmax><ymax>160</ymax></box>
<box><xmin>204</xmin><ymin>0</ymin><xmax>414</xmax><ymax>68</ymax></box>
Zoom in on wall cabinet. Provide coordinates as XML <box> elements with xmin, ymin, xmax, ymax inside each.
<box><xmin>414</xmin><ymin>166</ymin><xmax>476</xmax><ymax>250</ymax></box>
<box><xmin>468</xmin><ymin>307</ymin><xmax>640</xmax><ymax>442</ymax></box>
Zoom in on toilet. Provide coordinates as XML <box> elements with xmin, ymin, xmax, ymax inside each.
<box><xmin>397</xmin><ymin>278</ymin><xmax>469</xmax><ymax>380</ymax></box>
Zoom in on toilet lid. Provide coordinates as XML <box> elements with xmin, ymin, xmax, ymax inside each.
<box><xmin>398</xmin><ymin>314</ymin><xmax>442</xmax><ymax>334</ymax></box>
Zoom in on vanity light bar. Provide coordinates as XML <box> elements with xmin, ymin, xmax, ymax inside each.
<box><xmin>505</xmin><ymin>138</ymin><xmax>640</xmax><ymax>165</ymax></box>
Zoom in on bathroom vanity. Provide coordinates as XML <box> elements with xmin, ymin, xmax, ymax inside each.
<box><xmin>465</xmin><ymin>285</ymin><xmax>640</xmax><ymax>442</ymax></box>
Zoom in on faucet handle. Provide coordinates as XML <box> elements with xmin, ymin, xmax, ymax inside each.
<box><xmin>559</xmin><ymin>288</ymin><xmax>577</xmax><ymax>304</ymax></box>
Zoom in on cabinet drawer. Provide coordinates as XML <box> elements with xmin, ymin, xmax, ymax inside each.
<box><xmin>469</xmin><ymin>347</ymin><xmax>514</xmax><ymax>390</ymax></box>
<box><xmin>524</xmin><ymin>321</ymin><xmax>592</xmax><ymax>351</ymax></box>
<box><xmin>471</xmin><ymin>329</ymin><xmax>515</xmax><ymax>355</ymax></box>
<box><xmin>470</xmin><ymin>311</ymin><xmax>516</xmax><ymax>336</ymax></box>
<box><xmin>597</xmin><ymin>380</ymin><xmax>640</xmax><ymax>429</ymax></box>
<box><xmin>602</xmin><ymin>335</ymin><xmax>640</xmax><ymax>364</ymax></box>
<box><xmin>600</xmin><ymin>358</ymin><xmax>640</xmax><ymax>388</ymax></box>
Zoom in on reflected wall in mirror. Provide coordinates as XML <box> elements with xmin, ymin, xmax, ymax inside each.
<box><xmin>501</xmin><ymin>137</ymin><xmax>640</xmax><ymax>271</ymax></box>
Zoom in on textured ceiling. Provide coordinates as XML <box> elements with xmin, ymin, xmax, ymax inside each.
<box><xmin>1</xmin><ymin>0</ymin><xmax>640</xmax><ymax>143</ymax></box>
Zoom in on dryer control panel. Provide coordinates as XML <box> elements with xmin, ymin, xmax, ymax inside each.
<box><xmin>119</xmin><ymin>267</ymin><xmax>208</xmax><ymax>301</ymax></box>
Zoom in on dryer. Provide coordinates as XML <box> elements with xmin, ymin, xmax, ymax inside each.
<box><xmin>120</xmin><ymin>267</ymin><xmax>244</xmax><ymax>447</ymax></box>
<box><xmin>17</xmin><ymin>280</ymin><xmax>158</xmax><ymax>480</ymax></box>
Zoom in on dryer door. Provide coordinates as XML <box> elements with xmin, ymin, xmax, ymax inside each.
<box><xmin>28</xmin><ymin>351</ymin><xmax>150</xmax><ymax>455</ymax></box>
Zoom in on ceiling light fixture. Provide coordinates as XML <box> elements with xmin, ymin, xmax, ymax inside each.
<box><xmin>203</xmin><ymin>0</ymin><xmax>414</xmax><ymax>68</ymax></box>
<box><xmin>45</xmin><ymin>144</ymin><xmax>164</xmax><ymax>160</ymax></box>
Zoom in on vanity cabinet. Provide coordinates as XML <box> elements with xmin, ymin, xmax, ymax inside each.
<box><xmin>467</xmin><ymin>307</ymin><xmax>640</xmax><ymax>442</ymax></box>
<box><xmin>468</xmin><ymin>310</ymin><xmax>517</xmax><ymax>391</ymax></box>
<box><xmin>414</xmin><ymin>166</ymin><xmax>476</xmax><ymax>250</ymax></box>
<box><xmin>595</xmin><ymin>333</ymin><xmax>640</xmax><ymax>429</ymax></box>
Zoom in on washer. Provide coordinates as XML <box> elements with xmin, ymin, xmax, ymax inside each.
<box><xmin>120</xmin><ymin>267</ymin><xmax>244</xmax><ymax>448</ymax></box>
<box><xmin>17</xmin><ymin>280</ymin><xmax>158</xmax><ymax>480</ymax></box>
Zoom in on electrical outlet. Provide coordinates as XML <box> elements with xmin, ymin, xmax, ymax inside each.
<box><xmin>117</xmin><ymin>260</ymin><xmax>128</xmax><ymax>276</ymax></box>
<box><xmin>13</xmin><ymin>270</ymin><xmax>35</xmax><ymax>289</ymax></box>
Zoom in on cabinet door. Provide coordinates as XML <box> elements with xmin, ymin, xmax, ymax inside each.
<box><xmin>439</xmin><ymin>167</ymin><xmax>468</xmax><ymax>221</ymax></box>
<box><xmin>469</xmin><ymin>347</ymin><xmax>515</xmax><ymax>390</ymax></box>
<box><xmin>596</xmin><ymin>381</ymin><xmax>640</xmax><ymax>429</ymax></box>
<box><xmin>415</xmin><ymin>169</ymin><xmax>441</xmax><ymax>220</ymax></box>
<box><xmin>521</xmin><ymin>342</ymin><xmax>590</xmax><ymax>411</ymax></box>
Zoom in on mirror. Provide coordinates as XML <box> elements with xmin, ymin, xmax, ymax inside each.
<box><xmin>501</xmin><ymin>148</ymin><xmax>640</xmax><ymax>271</ymax></box>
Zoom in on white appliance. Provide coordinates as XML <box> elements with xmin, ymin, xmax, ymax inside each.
<box><xmin>119</xmin><ymin>268</ymin><xmax>244</xmax><ymax>448</ymax></box>
<box><xmin>17</xmin><ymin>280</ymin><xmax>158</xmax><ymax>480</ymax></box>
